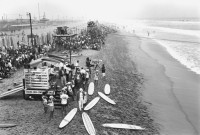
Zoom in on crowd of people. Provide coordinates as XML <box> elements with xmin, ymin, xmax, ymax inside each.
<box><xmin>0</xmin><ymin>21</ymin><xmax>116</xmax><ymax>79</ymax></box>
<box><xmin>42</xmin><ymin>57</ymin><xmax>106</xmax><ymax>120</ymax></box>
<box><xmin>0</xmin><ymin>44</ymin><xmax>50</xmax><ymax>79</ymax></box>
<box><xmin>55</xmin><ymin>22</ymin><xmax>117</xmax><ymax>51</ymax></box>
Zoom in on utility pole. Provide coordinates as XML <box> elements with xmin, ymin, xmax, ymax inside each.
<box><xmin>27</xmin><ymin>13</ymin><xmax>33</xmax><ymax>48</ymax></box>
<box><xmin>38</xmin><ymin>3</ymin><xmax>40</xmax><ymax>20</ymax></box>
<box><xmin>69</xmin><ymin>37</ymin><xmax>72</xmax><ymax>64</ymax></box>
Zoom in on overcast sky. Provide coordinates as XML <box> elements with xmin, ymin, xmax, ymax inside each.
<box><xmin>0</xmin><ymin>0</ymin><xmax>199</xmax><ymax>20</ymax></box>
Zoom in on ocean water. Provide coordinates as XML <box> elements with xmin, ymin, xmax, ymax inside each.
<box><xmin>116</xmin><ymin>19</ymin><xmax>200</xmax><ymax>75</ymax></box>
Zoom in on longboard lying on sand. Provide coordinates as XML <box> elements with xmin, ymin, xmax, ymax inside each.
<box><xmin>42</xmin><ymin>57</ymin><xmax>64</xmax><ymax>63</ymax></box>
<box><xmin>88</xmin><ymin>82</ymin><xmax>94</xmax><ymax>95</ymax></box>
<box><xmin>0</xmin><ymin>123</ymin><xmax>17</xmax><ymax>128</ymax></box>
<box><xmin>59</xmin><ymin>108</ymin><xmax>78</xmax><ymax>128</ymax></box>
<box><xmin>0</xmin><ymin>86</ymin><xmax>23</xmax><ymax>98</ymax></box>
<box><xmin>102</xmin><ymin>123</ymin><xmax>145</xmax><ymax>130</ymax></box>
<box><xmin>84</xmin><ymin>97</ymin><xmax>100</xmax><ymax>111</ymax></box>
<box><xmin>104</xmin><ymin>84</ymin><xmax>110</xmax><ymax>95</ymax></box>
<box><xmin>98</xmin><ymin>92</ymin><xmax>116</xmax><ymax>105</ymax></box>
<box><xmin>82</xmin><ymin>112</ymin><xmax>96</xmax><ymax>135</ymax></box>
<box><xmin>48</xmin><ymin>54</ymin><xmax>67</xmax><ymax>60</ymax></box>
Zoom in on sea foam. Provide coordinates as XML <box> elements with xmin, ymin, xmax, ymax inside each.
<box><xmin>116</xmin><ymin>19</ymin><xmax>200</xmax><ymax>75</ymax></box>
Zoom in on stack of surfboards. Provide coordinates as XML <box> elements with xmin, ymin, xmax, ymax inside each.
<box><xmin>59</xmin><ymin>108</ymin><xmax>78</xmax><ymax>128</ymax></box>
<box><xmin>82</xmin><ymin>112</ymin><xmax>96</xmax><ymax>135</ymax></box>
<box><xmin>88</xmin><ymin>82</ymin><xmax>94</xmax><ymax>95</ymax></box>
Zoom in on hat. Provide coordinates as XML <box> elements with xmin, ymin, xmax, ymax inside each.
<box><xmin>79</xmin><ymin>88</ymin><xmax>83</xmax><ymax>92</ymax></box>
<box><xmin>67</xmin><ymin>82</ymin><xmax>71</xmax><ymax>85</ymax></box>
<box><xmin>49</xmin><ymin>96</ymin><xmax>54</xmax><ymax>99</ymax></box>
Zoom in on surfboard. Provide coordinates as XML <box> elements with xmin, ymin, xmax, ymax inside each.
<box><xmin>98</xmin><ymin>92</ymin><xmax>116</xmax><ymax>105</ymax></box>
<box><xmin>0</xmin><ymin>87</ymin><xmax>23</xmax><ymax>98</ymax></box>
<box><xmin>104</xmin><ymin>84</ymin><xmax>110</xmax><ymax>95</ymax></box>
<box><xmin>59</xmin><ymin>108</ymin><xmax>78</xmax><ymax>128</ymax></box>
<box><xmin>84</xmin><ymin>97</ymin><xmax>100</xmax><ymax>111</ymax></box>
<box><xmin>0</xmin><ymin>123</ymin><xmax>17</xmax><ymax>128</ymax></box>
<box><xmin>102</xmin><ymin>123</ymin><xmax>145</xmax><ymax>130</ymax></box>
<box><xmin>82</xmin><ymin>112</ymin><xmax>96</xmax><ymax>135</ymax></box>
<box><xmin>14</xmin><ymin>83</ymin><xmax>23</xmax><ymax>88</ymax></box>
<box><xmin>88</xmin><ymin>82</ymin><xmax>94</xmax><ymax>95</ymax></box>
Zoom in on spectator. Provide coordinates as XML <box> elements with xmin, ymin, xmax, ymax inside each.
<box><xmin>59</xmin><ymin>67</ymin><xmax>66</xmax><ymax>87</ymax></box>
<box><xmin>48</xmin><ymin>95</ymin><xmax>55</xmax><ymax>121</ymax></box>
<box><xmin>77</xmin><ymin>88</ymin><xmax>84</xmax><ymax>111</ymax></box>
<box><xmin>42</xmin><ymin>92</ymin><xmax>48</xmax><ymax>114</ymax></box>
<box><xmin>60</xmin><ymin>90</ymin><xmax>69</xmax><ymax>118</ymax></box>
<box><xmin>94</xmin><ymin>70</ymin><xmax>99</xmax><ymax>86</ymax></box>
<box><xmin>101</xmin><ymin>64</ymin><xmax>106</xmax><ymax>78</ymax></box>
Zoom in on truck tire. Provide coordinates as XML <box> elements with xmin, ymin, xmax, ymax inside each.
<box><xmin>23</xmin><ymin>90</ymin><xmax>29</xmax><ymax>100</ymax></box>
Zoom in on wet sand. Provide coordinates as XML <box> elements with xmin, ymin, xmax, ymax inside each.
<box><xmin>125</xmin><ymin>32</ymin><xmax>199</xmax><ymax>135</ymax></box>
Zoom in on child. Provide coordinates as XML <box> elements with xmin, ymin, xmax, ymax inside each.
<box><xmin>94</xmin><ymin>70</ymin><xmax>99</xmax><ymax>86</ymax></box>
<box><xmin>42</xmin><ymin>92</ymin><xmax>48</xmax><ymax>114</ymax></box>
<box><xmin>48</xmin><ymin>95</ymin><xmax>55</xmax><ymax>121</ymax></box>
<box><xmin>101</xmin><ymin>64</ymin><xmax>106</xmax><ymax>78</ymax></box>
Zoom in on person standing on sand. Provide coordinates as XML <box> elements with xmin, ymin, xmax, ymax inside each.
<box><xmin>94</xmin><ymin>70</ymin><xmax>99</xmax><ymax>86</ymax></box>
<box><xmin>60</xmin><ymin>90</ymin><xmax>69</xmax><ymax>118</ymax></box>
<box><xmin>101</xmin><ymin>64</ymin><xmax>106</xmax><ymax>78</ymax></box>
<box><xmin>85</xmin><ymin>69</ymin><xmax>90</xmax><ymax>84</ymax></box>
<box><xmin>42</xmin><ymin>92</ymin><xmax>48</xmax><ymax>114</ymax></box>
<box><xmin>59</xmin><ymin>67</ymin><xmax>66</xmax><ymax>87</ymax></box>
<box><xmin>74</xmin><ymin>60</ymin><xmax>79</xmax><ymax>73</ymax></box>
<box><xmin>77</xmin><ymin>88</ymin><xmax>84</xmax><ymax>111</ymax></box>
<box><xmin>48</xmin><ymin>96</ymin><xmax>55</xmax><ymax>121</ymax></box>
<box><xmin>66</xmin><ymin>82</ymin><xmax>74</xmax><ymax>101</ymax></box>
<box><xmin>83</xmin><ymin>91</ymin><xmax>88</xmax><ymax>105</ymax></box>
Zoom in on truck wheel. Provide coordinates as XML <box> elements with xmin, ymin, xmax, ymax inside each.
<box><xmin>23</xmin><ymin>90</ymin><xmax>29</xmax><ymax>100</ymax></box>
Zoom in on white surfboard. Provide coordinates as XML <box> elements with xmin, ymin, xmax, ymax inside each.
<box><xmin>104</xmin><ymin>84</ymin><xmax>110</xmax><ymax>95</ymax></box>
<box><xmin>59</xmin><ymin>108</ymin><xmax>78</xmax><ymax>128</ymax></box>
<box><xmin>84</xmin><ymin>97</ymin><xmax>100</xmax><ymax>111</ymax></box>
<box><xmin>82</xmin><ymin>112</ymin><xmax>96</xmax><ymax>135</ymax></box>
<box><xmin>0</xmin><ymin>123</ymin><xmax>17</xmax><ymax>128</ymax></box>
<box><xmin>98</xmin><ymin>92</ymin><xmax>116</xmax><ymax>105</ymax></box>
<box><xmin>102</xmin><ymin>123</ymin><xmax>145</xmax><ymax>130</ymax></box>
<box><xmin>0</xmin><ymin>87</ymin><xmax>23</xmax><ymax>98</ymax></box>
<box><xmin>14</xmin><ymin>83</ymin><xmax>23</xmax><ymax>88</ymax></box>
<box><xmin>88</xmin><ymin>82</ymin><xmax>94</xmax><ymax>95</ymax></box>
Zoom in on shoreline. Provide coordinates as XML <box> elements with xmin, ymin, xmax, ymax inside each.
<box><xmin>134</xmin><ymin>35</ymin><xmax>200</xmax><ymax>134</ymax></box>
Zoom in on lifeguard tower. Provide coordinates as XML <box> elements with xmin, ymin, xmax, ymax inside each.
<box><xmin>52</xmin><ymin>26</ymin><xmax>77</xmax><ymax>64</ymax></box>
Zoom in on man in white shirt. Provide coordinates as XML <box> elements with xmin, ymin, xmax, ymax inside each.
<box><xmin>77</xmin><ymin>88</ymin><xmax>84</xmax><ymax>111</ymax></box>
<box><xmin>80</xmin><ymin>67</ymin><xmax>86</xmax><ymax>75</ymax></box>
<box><xmin>74</xmin><ymin>60</ymin><xmax>79</xmax><ymax>73</ymax></box>
<box><xmin>60</xmin><ymin>91</ymin><xmax>69</xmax><ymax>117</ymax></box>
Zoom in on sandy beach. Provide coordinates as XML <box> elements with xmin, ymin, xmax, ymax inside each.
<box><xmin>1</xmin><ymin>28</ymin><xmax>199</xmax><ymax>134</ymax></box>
<box><xmin>0</xmin><ymin>30</ymin><xmax>159</xmax><ymax>135</ymax></box>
